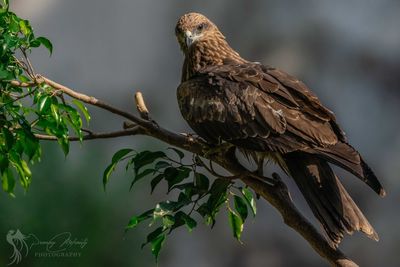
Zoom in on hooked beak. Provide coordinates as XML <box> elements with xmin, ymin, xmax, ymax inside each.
<box><xmin>185</xmin><ymin>30</ymin><xmax>200</xmax><ymax>48</ymax></box>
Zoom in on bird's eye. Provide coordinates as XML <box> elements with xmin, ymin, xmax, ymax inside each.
<box><xmin>197</xmin><ymin>23</ymin><xmax>206</xmax><ymax>31</ymax></box>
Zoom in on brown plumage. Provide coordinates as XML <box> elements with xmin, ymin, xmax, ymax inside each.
<box><xmin>175</xmin><ymin>12</ymin><xmax>385</xmax><ymax>246</ymax></box>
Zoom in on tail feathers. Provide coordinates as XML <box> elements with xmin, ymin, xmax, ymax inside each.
<box><xmin>284</xmin><ymin>152</ymin><xmax>379</xmax><ymax>246</ymax></box>
<box><xmin>314</xmin><ymin>142</ymin><xmax>386</xmax><ymax>197</ymax></box>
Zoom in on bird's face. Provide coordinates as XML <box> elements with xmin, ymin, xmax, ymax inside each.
<box><xmin>175</xmin><ymin>12</ymin><xmax>218</xmax><ymax>53</ymax></box>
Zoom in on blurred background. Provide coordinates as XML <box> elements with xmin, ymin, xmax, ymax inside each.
<box><xmin>1</xmin><ymin>0</ymin><xmax>399</xmax><ymax>266</ymax></box>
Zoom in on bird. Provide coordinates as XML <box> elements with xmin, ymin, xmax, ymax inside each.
<box><xmin>175</xmin><ymin>12</ymin><xmax>385</xmax><ymax>246</ymax></box>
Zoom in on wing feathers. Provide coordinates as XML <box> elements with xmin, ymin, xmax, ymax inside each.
<box><xmin>177</xmin><ymin>59</ymin><xmax>384</xmax><ymax>247</ymax></box>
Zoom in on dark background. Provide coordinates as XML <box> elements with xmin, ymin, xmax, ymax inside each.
<box><xmin>1</xmin><ymin>1</ymin><xmax>399</xmax><ymax>266</ymax></box>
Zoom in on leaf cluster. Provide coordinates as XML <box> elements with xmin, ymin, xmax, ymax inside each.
<box><xmin>0</xmin><ymin>4</ymin><xmax>89</xmax><ymax>194</ymax></box>
<box><xmin>104</xmin><ymin>148</ymin><xmax>257</xmax><ymax>261</ymax></box>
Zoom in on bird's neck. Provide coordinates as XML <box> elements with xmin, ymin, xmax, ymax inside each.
<box><xmin>182</xmin><ymin>34</ymin><xmax>246</xmax><ymax>82</ymax></box>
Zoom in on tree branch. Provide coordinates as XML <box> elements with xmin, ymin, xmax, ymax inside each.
<box><xmin>35</xmin><ymin>75</ymin><xmax>358</xmax><ymax>267</ymax></box>
<box><xmin>35</xmin><ymin>127</ymin><xmax>143</xmax><ymax>141</ymax></box>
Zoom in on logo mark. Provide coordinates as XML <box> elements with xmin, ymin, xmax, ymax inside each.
<box><xmin>6</xmin><ymin>229</ymin><xmax>38</xmax><ymax>265</ymax></box>
<box><xmin>6</xmin><ymin>229</ymin><xmax>87</xmax><ymax>265</ymax></box>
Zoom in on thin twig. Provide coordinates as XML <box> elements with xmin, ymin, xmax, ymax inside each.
<box><xmin>9</xmin><ymin>80</ymin><xmax>36</xmax><ymax>87</ymax></box>
<box><xmin>0</xmin><ymin>87</ymin><xmax>38</xmax><ymax>109</ymax></box>
<box><xmin>20</xmin><ymin>48</ymin><xmax>35</xmax><ymax>78</ymax></box>
<box><xmin>35</xmin><ymin>127</ymin><xmax>143</xmax><ymax>141</ymax></box>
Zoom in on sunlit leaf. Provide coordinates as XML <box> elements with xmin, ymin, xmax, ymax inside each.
<box><xmin>102</xmin><ymin>162</ymin><xmax>116</xmax><ymax>191</ymax></box>
<box><xmin>2</xmin><ymin>167</ymin><xmax>15</xmax><ymax>195</ymax></box>
<box><xmin>19</xmin><ymin>20</ymin><xmax>30</xmax><ymax>36</ymax></box>
<box><xmin>242</xmin><ymin>187</ymin><xmax>257</xmax><ymax>217</ymax></box>
<box><xmin>38</xmin><ymin>95</ymin><xmax>50</xmax><ymax>113</ymax></box>
<box><xmin>57</xmin><ymin>136</ymin><xmax>69</xmax><ymax>156</ymax></box>
<box><xmin>162</xmin><ymin>215</ymin><xmax>175</xmax><ymax>229</ymax></box>
<box><xmin>228</xmin><ymin>210</ymin><xmax>243</xmax><ymax>242</ymax></box>
<box><xmin>50</xmin><ymin>104</ymin><xmax>60</xmax><ymax>123</ymax></box>
<box><xmin>151</xmin><ymin>234</ymin><xmax>165</xmax><ymax>262</ymax></box>
<box><xmin>153</xmin><ymin>201</ymin><xmax>176</xmax><ymax>219</ymax></box>
<box><xmin>72</xmin><ymin>99</ymin><xmax>90</xmax><ymax>124</ymax></box>
<box><xmin>126</xmin><ymin>209</ymin><xmax>154</xmax><ymax>230</ymax></box>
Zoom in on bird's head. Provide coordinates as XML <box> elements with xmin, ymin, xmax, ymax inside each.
<box><xmin>175</xmin><ymin>12</ymin><xmax>222</xmax><ymax>53</ymax></box>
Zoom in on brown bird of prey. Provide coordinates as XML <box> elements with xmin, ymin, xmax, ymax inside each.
<box><xmin>175</xmin><ymin>12</ymin><xmax>385</xmax><ymax>246</ymax></box>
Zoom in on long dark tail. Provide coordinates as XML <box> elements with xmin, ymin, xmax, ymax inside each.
<box><xmin>284</xmin><ymin>152</ymin><xmax>379</xmax><ymax>246</ymax></box>
<box><xmin>314</xmin><ymin>142</ymin><xmax>386</xmax><ymax>197</ymax></box>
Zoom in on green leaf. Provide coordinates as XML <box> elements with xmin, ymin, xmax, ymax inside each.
<box><xmin>168</xmin><ymin>147</ymin><xmax>184</xmax><ymax>160</ymax></box>
<box><xmin>228</xmin><ymin>210</ymin><xmax>243</xmax><ymax>242</ymax></box>
<box><xmin>150</xmin><ymin>174</ymin><xmax>164</xmax><ymax>193</ymax></box>
<box><xmin>19</xmin><ymin>20</ymin><xmax>30</xmax><ymax>36</ymax></box>
<box><xmin>208</xmin><ymin>179</ymin><xmax>230</xmax><ymax>209</ymax></box>
<box><xmin>2</xmin><ymin>167</ymin><xmax>15</xmax><ymax>195</ymax></box>
<box><xmin>153</xmin><ymin>201</ymin><xmax>177</xmax><ymax>219</ymax></box>
<box><xmin>20</xmin><ymin>130</ymin><xmax>40</xmax><ymax>161</ymax></box>
<box><xmin>151</xmin><ymin>234</ymin><xmax>165</xmax><ymax>262</ymax></box>
<box><xmin>195</xmin><ymin>173</ymin><xmax>209</xmax><ymax>193</ymax></box>
<box><xmin>38</xmin><ymin>95</ymin><xmax>51</xmax><ymax>113</ymax></box>
<box><xmin>36</xmin><ymin>36</ymin><xmax>53</xmax><ymax>55</ymax></box>
<box><xmin>10</xmin><ymin>157</ymin><xmax>31</xmax><ymax>190</ymax></box>
<box><xmin>9</xmin><ymin>15</ymin><xmax>20</xmax><ymax>33</ymax></box>
<box><xmin>205</xmin><ymin>179</ymin><xmax>230</xmax><ymax>226</ymax></box>
<box><xmin>234</xmin><ymin>195</ymin><xmax>248</xmax><ymax>221</ymax></box>
<box><xmin>1</xmin><ymin>0</ymin><xmax>9</xmax><ymax>10</ymax></box>
<box><xmin>50</xmin><ymin>104</ymin><xmax>60</xmax><ymax>123</ymax></box>
<box><xmin>126</xmin><ymin>209</ymin><xmax>154</xmax><ymax>230</ymax></box>
<box><xmin>154</xmin><ymin>160</ymin><xmax>170</xmax><ymax>170</ymax></box>
<box><xmin>132</xmin><ymin>151</ymin><xmax>166</xmax><ymax>175</ymax></box>
<box><xmin>0</xmin><ymin>154</ymin><xmax>9</xmax><ymax>173</ymax></box>
<box><xmin>165</xmin><ymin>166</ymin><xmax>191</xmax><ymax>192</ymax></box>
<box><xmin>57</xmin><ymin>136</ymin><xmax>69</xmax><ymax>156</ymax></box>
<box><xmin>142</xmin><ymin>226</ymin><xmax>163</xmax><ymax>249</ymax></box>
<box><xmin>130</xmin><ymin>168</ymin><xmax>154</xmax><ymax>190</ymax></box>
<box><xmin>162</xmin><ymin>215</ymin><xmax>175</xmax><ymax>229</ymax></box>
<box><xmin>242</xmin><ymin>187</ymin><xmax>257</xmax><ymax>217</ymax></box>
<box><xmin>0</xmin><ymin>67</ymin><xmax>14</xmax><ymax>80</ymax></box>
<box><xmin>102</xmin><ymin>162</ymin><xmax>116</xmax><ymax>191</ymax></box>
<box><xmin>170</xmin><ymin>182</ymin><xmax>195</xmax><ymax>196</ymax></box>
<box><xmin>2</xmin><ymin>127</ymin><xmax>14</xmax><ymax>150</ymax></box>
<box><xmin>20</xmin><ymin>160</ymin><xmax>32</xmax><ymax>178</ymax></box>
<box><xmin>112</xmin><ymin>148</ymin><xmax>133</xmax><ymax>164</ymax></box>
<box><xmin>58</xmin><ymin>103</ymin><xmax>83</xmax><ymax>132</ymax></box>
<box><xmin>72</xmin><ymin>99</ymin><xmax>90</xmax><ymax>124</ymax></box>
<box><xmin>196</xmin><ymin>203</ymin><xmax>210</xmax><ymax>218</ymax></box>
<box><xmin>180</xmin><ymin>212</ymin><xmax>197</xmax><ymax>232</ymax></box>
